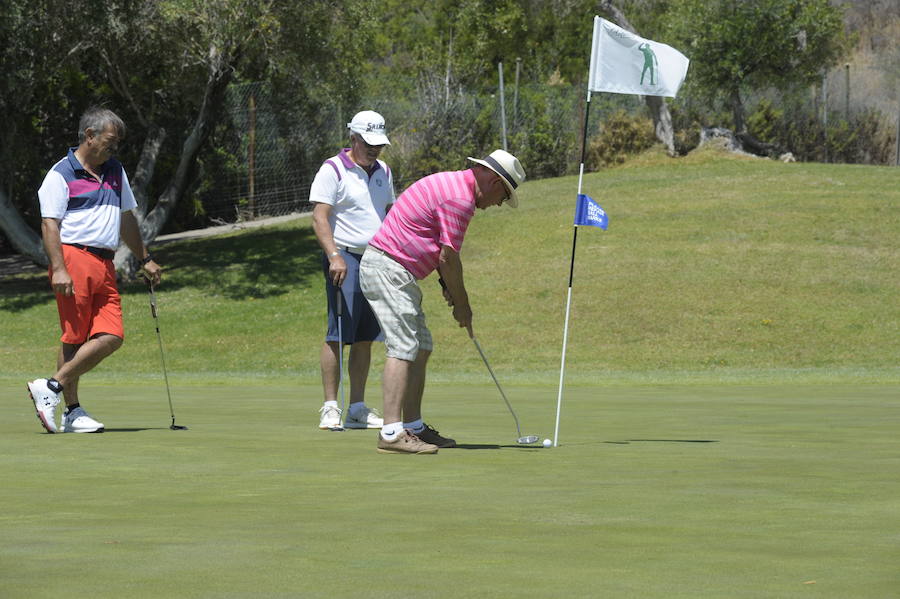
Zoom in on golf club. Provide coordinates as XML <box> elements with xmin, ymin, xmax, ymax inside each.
<box><xmin>329</xmin><ymin>286</ymin><xmax>346</xmax><ymax>431</ymax></box>
<box><xmin>470</xmin><ymin>335</ymin><xmax>539</xmax><ymax>445</ymax></box>
<box><xmin>146</xmin><ymin>278</ymin><xmax>188</xmax><ymax>430</ymax></box>
<box><xmin>438</xmin><ymin>278</ymin><xmax>537</xmax><ymax>445</ymax></box>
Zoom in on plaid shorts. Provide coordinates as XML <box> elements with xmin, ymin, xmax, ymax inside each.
<box><xmin>359</xmin><ymin>247</ymin><xmax>433</xmax><ymax>361</ymax></box>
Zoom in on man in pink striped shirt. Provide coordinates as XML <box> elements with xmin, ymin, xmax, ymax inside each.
<box><xmin>359</xmin><ymin>149</ymin><xmax>526</xmax><ymax>454</ymax></box>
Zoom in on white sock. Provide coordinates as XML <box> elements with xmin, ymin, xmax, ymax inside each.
<box><xmin>403</xmin><ymin>419</ymin><xmax>424</xmax><ymax>433</ymax></box>
<box><xmin>381</xmin><ymin>422</ymin><xmax>404</xmax><ymax>440</ymax></box>
<box><xmin>323</xmin><ymin>400</ymin><xmax>339</xmax><ymax>409</ymax></box>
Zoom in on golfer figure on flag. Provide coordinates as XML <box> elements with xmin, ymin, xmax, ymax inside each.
<box><xmin>359</xmin><ymin>150</ymin><xmax>526</xmax><ymax>454</ymax></box>
<box><xmin>639</xmin><ymin>43</ymin><xmax>657</xmax><ymax>85</ymax></box>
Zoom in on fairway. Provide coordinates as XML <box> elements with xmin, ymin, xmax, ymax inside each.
<box><xmin>2</xmin><ymin>153</ymin><xmax>897</xmax><ymax>597</ymax></box>
<box><xmin>3</xmin><ymin>381</ymin><xmax>898</xmax><ymax>598</ymax></box>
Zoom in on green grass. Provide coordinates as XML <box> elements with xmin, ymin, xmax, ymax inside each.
<box><xmin>2</xmin><ymin>382</ymin><xmax>898</xmax><ymax>597</ymax></box>
<box><xmin>1</xmin><ymin>150</ymin><xmax>898</xmax><ymax>596</ymax></box>
<box><xmin>1</xmin><ymin>147</ymin><xmax>896</xmax><ymax>384</ymax></box>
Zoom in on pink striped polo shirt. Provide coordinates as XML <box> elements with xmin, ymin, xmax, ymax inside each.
<box><xmin>369</xmin><ymin>169</ymin><xmax>476</xmax><ymax>280</ymax></box>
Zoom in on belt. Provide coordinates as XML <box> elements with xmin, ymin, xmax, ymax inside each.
<box><xmin>366</xmin><ymin>245</ymin><xmax>403</xmax><ymax>264</ymax></box>
<box><xmin>336</xmin><ymin>245</ymin><xmax>368</xmax><ymax>256</ymax></box>
<box><xmin>64</xmin><ymin>243</ymin><xmax>115</xmax><ymax>261</ymax></box>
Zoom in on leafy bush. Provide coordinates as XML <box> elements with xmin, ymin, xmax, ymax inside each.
<box><xmin>586</xmin><ymin>110</ymin><xmax>656</xmax><ymax>169</ymax></box>
<box><xmin>748</xmin><ymin>98</ymin><xmax>896</xmax><ymax>164</ymax></box>
<box><xmin>380</xmin><ymin>75</ymin><xmax>491</xmax><ymax>187</ymax></box>
<box><xmin>747</xmin><ymin>98</ymin><xmax>784</xmax><ymax>143</ymax></box>
<box><xmin>376</xmin><ymin>78</ymin><xmax>581</xmax><ymax>186</ymax></box>
<box><xmin>507</xmin><ymin>84</ymin><xmax>580</xmax><ymax>179</ymax></box>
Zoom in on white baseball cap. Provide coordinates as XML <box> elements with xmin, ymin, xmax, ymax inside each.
<box><xmin>467</xmin><ymin>149</ymin><xmax>526</xmax><ymax>208</ymax></box>
<box><xmin>347</xmin><ymin>110</ymin><xmax>390</xmax><ymax>146</ymax></box>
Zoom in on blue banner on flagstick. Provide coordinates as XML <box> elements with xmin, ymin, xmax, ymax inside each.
<box><xmin>574</xmin><ymin>194</ymin><xmax>608</xmax><ymax>230</ymax></box>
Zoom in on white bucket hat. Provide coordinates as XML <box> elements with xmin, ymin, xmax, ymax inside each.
<box><xmin>467</xmin><ymin>149</ymin><xmax>526</xmax><ymax>207</ymax></box>
<box><xmin>347</xmin><ymin>110</ymin><xmax>390</xmax><ymax>146</ymax></box>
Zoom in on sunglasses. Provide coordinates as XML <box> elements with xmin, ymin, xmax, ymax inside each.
<box><xmin>497</xmin><ymin>176</ymin><xmax>510</xmax><ymax>204</ymax></box>
<box><xmin>359</xmin><ymin>137</ymin><xmax>386</xmax><ymax>150</ymax></box>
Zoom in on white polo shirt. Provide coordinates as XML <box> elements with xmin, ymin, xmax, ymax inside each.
<box><xmin>309</xmin><ymin>148</ymin><xmax>394</xmax><ymax>250</ymax></box>
<box><xmin>38</xmin><ymin>149</ymin><xmax>137</xmax><ymax>250</ymax></box>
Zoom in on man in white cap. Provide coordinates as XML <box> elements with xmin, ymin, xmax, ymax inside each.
<box><xmin>309</xmin><ymin>110</ymin><xmax>394</xmax><ymax>430</ymax></box>
<box><xmin>359</xmin><ymin>149</ymin><xmax>526</xmax><ymax>453</ymax></box>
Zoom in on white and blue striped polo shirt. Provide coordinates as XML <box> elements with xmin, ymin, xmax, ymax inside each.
<box><xmin>38</xmin><ymin>148</ymin><xmax>137</xmax><ymax>250</ymax></box>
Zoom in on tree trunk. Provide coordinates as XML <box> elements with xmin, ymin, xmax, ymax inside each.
<box><xmin>645</xmin><ymin>95</ymin><xmax>675</xmax><ymax>154</ymax></box>
<box><xmin>598</xmin><ymin>0</ymin><xmax>676</xmax><ymax>155</ymax></box>
<box><xmin>114</xmin><ymin>44</ymin><xmax>235</xmax><ymax>278</ymax></box>
<box><xmin>730</xmin><ymin>87</ymin><xmax>746</xmax><ymax>134</ymax></box>
<box><xmin>130</xmin><ymin>126</ymin><xmax>167</xmax><ymax>224</ymax></box>
<box><xmin>0</xmin><ymin>187</ymin><xmax>47</xmax><ymax>267</ymax></box>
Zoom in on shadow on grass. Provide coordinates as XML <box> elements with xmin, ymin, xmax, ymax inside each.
<box><xmin>30</xmin><ymin>428</ymin><xmax>175</xmax><ymax>434</ymax></box>
<box><xmin>103</xmin><ymin>428</ymin><xmax>174</xmax><ymax>432</ymax></box>
<box><xmin>0</xmin><ymin>272</ymin><xmax>51</xmax><ymax>312</ymax></box>
<box><xmin>0</xmin><ymin>224</ymin><xmax>321</xmax><ymax>312</ymax></box>
<box><xmin>453</xmin><ymin>444</ymin><xmax>544</xmax><ymax>450</ymax></box>
<box><xmin>129</xmin><ymin>226</ymin><xmax>321</xmax><ymax>300</ymax></box>
<box><xmin>601</xmin><ymin>439</ymin><xmax>719</xmax><ymax>444</ymax></box>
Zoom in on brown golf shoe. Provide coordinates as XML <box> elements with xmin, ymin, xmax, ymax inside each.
<box><xmin>376</xmin><ymin>429</ymin><xmax>439</xmax><ymax>454</ymax></box>
<box><xmin>415</xmin><ymin>423</ymin><xmax>456</xmax><ymax>448</ymax></box>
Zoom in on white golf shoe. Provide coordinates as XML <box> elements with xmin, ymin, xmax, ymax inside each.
<box><xmin>344</xmin><ymin>405</ymin><xmax>383</xmax><ymax>429</ymax></box>
<box><xmin>27</xmin><ymin>379</ymin><xmax>61</xmax><ymax>433</ymax></box>
<box><xmin>318</xmin><ymin>404</ymin><xmax>342</xmax><ymax>429</ymax></box>
<box><xmin>61</xmin><ymin>407</ymin><xmax>104</xmax><ymax>433</ymax></box>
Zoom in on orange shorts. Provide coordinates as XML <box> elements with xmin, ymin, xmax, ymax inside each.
<box><xmin>53</xmin><ymin>244</ymin><xmax>124</xmax><ymax>344</ymax></box>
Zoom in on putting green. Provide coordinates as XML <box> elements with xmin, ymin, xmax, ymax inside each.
<box><xmin>3</xmin><ymin>382</ymin><xmax>898</xmax><ymax>598</ymax></box>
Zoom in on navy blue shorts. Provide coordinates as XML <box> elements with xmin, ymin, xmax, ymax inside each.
<box><xmin>322</xmin><ymin>249</ymin><xmax>383</xmax><ymax>344</ymax></box>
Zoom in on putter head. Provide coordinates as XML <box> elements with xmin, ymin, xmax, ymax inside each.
<box><xmin>517</xmin><ymin>435</ymin><xmax>540</xmax><ymax>445</ymax></box>
<box><xmin>328</xmin><ymin>425</ymin><xmax>345</xmax><ymax>432</ymax></box>
<box><xmin>170</xmin><ymin>424</ymin><xmax>188</xmax><ymax>430</ymax></box>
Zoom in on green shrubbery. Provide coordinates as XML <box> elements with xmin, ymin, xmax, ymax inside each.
<box><xmin>586</xmin><ymin>110</ymin><xmax>656</xmax><ymax>168</ymax></box>
<box><xmin>747</xmin><ymin>98</ymin><xmax>896</xmax><ymax>164</ymax></box>
<box><xmin>378</xmin><ymin>82</ymin><xmax>582</xmax><ymax>185</ymax></box>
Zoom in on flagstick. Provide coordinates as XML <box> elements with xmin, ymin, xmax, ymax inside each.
<box><xmin>553</xmin><ymin>89</ymin><xmax>593</xmax><ymax>448</ymax></box>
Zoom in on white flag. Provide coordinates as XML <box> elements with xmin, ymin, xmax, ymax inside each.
<box><xmin>588</xmin><ymin>16</ymin><xmax>689</xmax><ymax>98</ymax></box>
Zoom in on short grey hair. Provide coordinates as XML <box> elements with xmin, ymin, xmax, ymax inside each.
<box><xmin>78</xmin><ymin>107</ymin><xmax>126</xmax><ymax>143</ymax></box>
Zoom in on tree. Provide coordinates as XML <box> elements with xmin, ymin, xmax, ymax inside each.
<box><xmin>100</xmin><ymin>0</ymin><xmax>280</xmax><ymax>276</ymax></box>
<box><xmin>0</xmin><ymin>1</ymin><xmax>85</xmax><ymax>266</ymax></box>
<box><xmin>0</xmin><ymin>0</ymin><xmax>377</xmax><ymax>273</ymax></box>
<box><xmin>667</xmin><ymin>0</ymin><xmax>846</xmax><ymax>135</ymax></box>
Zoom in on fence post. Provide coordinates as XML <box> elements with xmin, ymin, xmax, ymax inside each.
<box><xmin>498</xmin><ymin>61</ymin><xmax>508</xmax><ymax>151</ymax></box>
<box><xmin>822</xmin><ymin>72</ymin><xmax>828</xmax><ymax>163</ymax></box>
<box><xmin>895</xmin><ymin>98</ymin><xmax>900</xmax><ymax>166</ymax></box>
<box><xmin>513</xmin><ymin>57</ymin><xmax>522</xmax><ymax>133</ymax></box>
<box><xmin>844</xmin><ymin>63</ymin><xmax>850</xmax><ymax>121</ymax></box>
<box><xmin>248</xmin><ymin>93</ymin><xmax>256</xmax><ymax>218</ymax></box>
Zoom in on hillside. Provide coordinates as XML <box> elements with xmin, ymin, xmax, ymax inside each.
<box><xmin>1</xmin><ymin>148</ymin><xmax>897</xmax><ymax>384</ymax></box>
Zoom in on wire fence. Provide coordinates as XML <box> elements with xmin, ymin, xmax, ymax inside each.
<box><xmin>200</xmin><ymin>63</ymin><xmax>898</xmax><ymax>227</ymax></box>
<box><xmin>200</xmin><ymin>82</ymin><xmax>311</xmax><ymax>222</ymax></box>
<box><xmin>201</xmin><ymin>82</ymin><xmax>436</xmax><ymax>225</ymax></box>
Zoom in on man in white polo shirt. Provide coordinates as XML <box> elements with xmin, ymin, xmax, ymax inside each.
<box><xmin>310</xmin><ymin>110</ymin><xmax>394</xmax><ymax>430</ymax></box>
<box><xmin>27</xmin><ymin>107</ymin><xmax>162</xmax><ymax>433</ymax></box>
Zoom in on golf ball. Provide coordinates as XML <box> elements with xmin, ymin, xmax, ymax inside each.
<box><xmin>542</xmin><ymin>438</ymin><xmax>552</xmax><ymax>448</ymax></box>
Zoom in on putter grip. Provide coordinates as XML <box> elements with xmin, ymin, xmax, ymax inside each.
<box><xmin>145</xmin><ymin>278</ymin><xmax>158</xmax><ymax>318</ymax></box>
